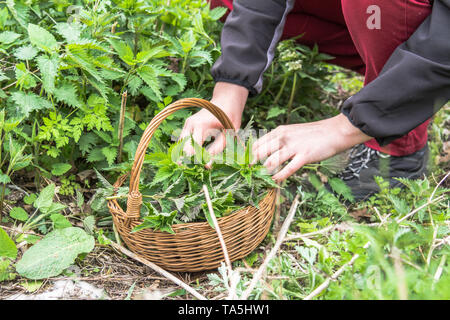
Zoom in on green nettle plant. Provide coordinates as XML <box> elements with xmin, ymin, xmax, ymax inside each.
<box><xmin>95</xmin><ymin>135</ymin><xmax>279</xmax><ymax>234</ymax></box>
<box><xmin>0</xmin><ymin>0</ymin><xmax>448</xmax><ymax>301</ymax></box>
<box><xmin>0</xmin><ymin>110</ymin><xmax>32</xmax><ymax>218</ymax></box>
<box><xmin>0</xmin><ymin>0</ymin><xmax>226</xmax><ymax>175</ymax></box>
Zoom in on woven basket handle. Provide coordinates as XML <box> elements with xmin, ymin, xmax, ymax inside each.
<box><xmin>125</xmin><ymin>98</ymin><xmax>236</xmax><ymax>220</ymax></box>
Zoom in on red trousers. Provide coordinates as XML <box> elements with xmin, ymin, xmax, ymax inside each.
<box><xmin>210</xmin><ymin>0</ymin><xmax>433</xmax><ymax>156</ymax></box>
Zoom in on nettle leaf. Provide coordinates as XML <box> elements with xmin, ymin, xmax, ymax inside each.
<box><xmin>0</xmin><ymin>227</ymin><xmax>17</xmax><ymax>259</ymax></box>
<box><xmin>79</xmin><ymin>132</ymin><xmax>99</xmax><ymax>155</ymax></box>
<box><xmin>34</xmin><ymin>183</ymin><xmax>56</xmax><ymax>212</ymax></box>
<box><xmin>328</xmin><ymin>177</ymin><xmax>355</xmax><ymax>203</ymax></box>
<box><xmin>15</xmin><ymin>63</ymin><xmax>36</xmax><ymax>90</ymax></box>
<box><xmin>9</xmin><ymin>207</ymin><xmax>29</xmax><ymax>221</ymax></box>
<box><xmin>51</xmin><ymin>163</ymin><xmax>72</xmax><ymax>176</ymax></box>
<box><xmin>0</xmin><ymin>30</ymin><xmax>20</xmax><ymax>44</ymax></box>
<box><xmin>190</xmin><ymin>50</ymin><xmax>212</xmax><ymax>67</ymax></box>
<box><xmin>132</xmin><ymin>211</ymin><xmax>177</xmax><ymax>234</ymax></box>
<box><xmin>102</xmin><ymin>146</ymin><xmax>117</xmax><ymax>166</ymax></box>
<box><xmin>54</xmin><ymin>81</ymin><xmax>81</xmax><ymax>107</ymax></box>
<box><xmin>209</xmin><ymin>7</ymin><xmax>228</xmax><ymax>21</ymax></box>
<box><xmin>137</xmin><ymin>65</ymin><xmax>162</xmax><ymax>101</ymax></box>
<box><xmin>127</xmin><ymin>75</ymin><xmax>143</xmax><ymax>96</ymax></box>
<box><xmin>14</xmin><ymin>45</ymin><xmax>38</xmax><ymax>61</ymax></box>
<box><xmin>66</xmin><ymin>46</ymin><xmax>104</xmax><ymax>84</ymax></box>
<box><xmin>37</xmin><ymin>55</ymin><xmax>59</xmax><ymax>93</ymax></box>
<box><xmin>10</xmin><ymin>91</ymin><xmax>52</xmax><ymax>117</ymax></box>
<box><xmin>28</xmin><ymin>23</ymin><xmax>59</xmax><ymax>53</ymax></box>
<box><xmin>55</xmin><ymin>22</ymin><xmax>82</xmax><ymax>43</ymax></box>
<box><xmin>0</xmin><ymin>71</ymin><xmax>9</xmax><ymax>82</ymax></box>
<box><xmin>6</xmin><ymin>0</ymin><xmax>29</xmax><ymax>28</ymax></box>
<box><xmin>267</xmin><ymin>107</ymin><xmax>286</xmax><ymax>120</ymax></box>
<box><xmin>87</xmin><ymin>148</ymin><xmax>104</xmax><ymax>163</ymax></box>
<box><xmin>107</xmin><ymin>38</ymin><xmax>135</xmax><ymax>65</ymax></box>
<box><xmin>0</xmin><ymin>173</ymin><xmax>11</xmax><ymax>184</ymax></box>
<box><xmin>171</xmin><ymin>73</ymin><xmax>187</xmax><ymax>92</ymax></box>
<box><xmin>16</xmin><ymin>227</ymin><xmax>95</xmax><ymax>280</ymax></box>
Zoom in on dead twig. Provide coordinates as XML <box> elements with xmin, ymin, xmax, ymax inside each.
<box><xmin>304</xmin><ymin>242</ymin><xmax>370</xmax><ymax>300</ymax></box>
<box><xmin>109</xmin><ymin>241</ymin><xmax>207</xmax><ymax>300</ymax></box>
<box><xmin>396</xmin><ymin>194</ymin><xmax>445</xmax><ymax>223</ymax></box>
<box><xmin>117</xmin><ymin>91</ymin><xmax>127</xmax><ymax>163</ymax></box>
<box><xmin>240</xmin><ymin>194</ymin><xmax>301</xmax><ymax>300</ymax></box>
<box><xmin>202</xmin><ymin>185</ymin><xmax>236</xmax><ymax>300</ymax></box>
<box><xmin>284</xmin><ymin>225</ymin><xmax>334</xmax><ymax>242</ymax></box>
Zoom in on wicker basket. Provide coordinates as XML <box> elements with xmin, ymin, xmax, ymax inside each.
<box><xmin>107</xmin><ymin>98</ymin><xmax>277</xmax><ymax>272</ymax></box>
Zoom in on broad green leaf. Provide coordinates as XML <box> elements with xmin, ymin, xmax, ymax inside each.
<box><xmin>6</xmin><ymin>0</ymin><xmax>29</xmax><ymax>28</ymax></box>
<box><xmin>0</xmin><ymin>228</ymin><xmax>17</xmax><ymax>259</ymax></box>
<box><xmin>41</xmin><ymin>202</ymin><xmax>66</xmax><ymax>215</ymax></box>
<box><xmin>137</xmin><ymin>65</ymin><xmax>162</xmax><ymax>101</ymax></box>
<box><xmin>107</xmin><ymin>39</ymin><xmax>135</xmax><ymax>65</ymax></box>
<box><xmin>28</xmin><ymin>23</ymin><xmax>59</xmax><ymax>53</ymax></box>
<box><xmin>136</xmin><ymin>46</ymin><xmax>169</xmax><ymax>64</ymax></box>
<box><xmin>14</xmin><ymin>45</ymin><xmax>38</xmax><ymax>60</ymax></box>
<box><xmin>10</xmin><ymin>91</ymin><xmax>52</xmax><ymax>117</ymax></box>
<box><xmin>9</xmin><ymin>207</ymin><xmax>28</xmax><ymax>221</ymax></box>
<box><xmin>24</xmin><ymin>193</ymin><xmax>37</xmax><ymax>205</ymax></box>
<box><xmin>51</xmin><ymin>163</ymin><xmax>72</xmax><ymax>176</ymax></box>
<box><xmin>267</xmin><ymin>107</ymin><xmax>286</xmax><ymax>120</ymax></box>
<box><xmin>16</xmin><ymin>227</ymin><xmax>95</xmax><ymax>279</ymax></box>
<box><xmin>50</xmin><ymin>213</ymin><xmax>72</xmax><ymax>229</ymax></box>
<box><xmin>0</xmin><ymin>173</ymin><xmax>11</xmax><ymax>184</ymax></box>
<box><xmin>0</xmin><ymin>259</ymin><xmax>16</xmax><ymax>281</ymax></box>
<box><xmin>20</xmin><ymin>280</ymin><xmax>42</xmax><ymax>292</ymax></box>
<box><xmin>55</xmin><ymin>22</ymin><xmax>81</xmax><ymax>43</ymax></box>
<box><xmin>178</xmin><ymin>30</ymin><xmax>196</xmax><ymax>54</ymax></box>
<box><xmin>15</xmin><ymin>62</ymin><xmax>36</xmax><ymax>90</ymax></box>
<box><xmin>83</xmin><ymin>216</ymin><xmax>95</xmax><ymax>235</ymax></box>
<box><xmin>101</xmin><ymin>146</ymin><xmax>117</xmax><ymax>166</ymax></box>
<box><xmin>209</xmin><ymin>7</ymin><xmax>228</xmax><ymax>21</ymax></box>
<box><xmin>34</xmin><ymin>183</ymin><xmax>56</xmax><ymax>211</ymax></box>
<box><xmin>328</xmin><ymin>177</ymin><xmax>354</xmax><ymax>203</ymax></box>
<box><xmin>36</xmin><ymin>55</ymin><xmax>59</xmax><ymax>93</ymax></box>
<box><xmin>0</xmin><ymin>31</ymin><xmax>20</xmax><ymax>44</ymax></box>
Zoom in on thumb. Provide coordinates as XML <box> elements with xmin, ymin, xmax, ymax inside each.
<box><xmin>205</xmin><ymin>133</ymin><xmax>226</xmax><ymax>169</ymax></box>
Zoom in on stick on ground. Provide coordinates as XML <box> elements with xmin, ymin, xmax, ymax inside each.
<box><xmin>240</xmin><ymin>194</ymin><xmax>301</xmax><ymax>300</ymax></box>
<box><xmin>110</xmin><ymin>241</ymin><xmax>207</xmax><ymax>300</ymax></box>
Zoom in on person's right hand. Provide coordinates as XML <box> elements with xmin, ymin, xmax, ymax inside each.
<box><xmin>179</xmin><ymin>82</ymin><xmax>249</xmax><ymax>157</ymax></box>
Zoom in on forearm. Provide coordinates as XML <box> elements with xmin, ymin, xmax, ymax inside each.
<box><xmin>211</xmin><ymin>82</ymin><xmax>249</xmax><ymax>127</ymax></box>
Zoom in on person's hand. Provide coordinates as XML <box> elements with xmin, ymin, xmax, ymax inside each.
<box><xmin>252</xmin><ymin>113</ymin><xmax>373</xmax><ymax>181</ymax></box>
<box><xmin>179</xmin><ymin>82</ymin><xmax>248</xmax><ymax>156</ymax></box>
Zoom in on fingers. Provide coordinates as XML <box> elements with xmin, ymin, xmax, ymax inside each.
<box><xmin>205</xmin><ymin>133</ymin><xmax>226</xmax><ymax>169</ymax></box>
<box><xmin>263</xmin><ymin>147</ymin><xmax>294</xmax><ymax>173</ymax></box>
<box><xmin>252</xmin><ymin>135</ymin><xmax>281</xmax><ymax>165</ymax></box>
<box><xmin>206</xmin><ymin>133</ymin><xmax>226</xmax><ymax>156</ymax></box>
<box><xmin>272</xmin><ymin>155</ymin><xmax>306</xmax><ymax>182</ymax></box>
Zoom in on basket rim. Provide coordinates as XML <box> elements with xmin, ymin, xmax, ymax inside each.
<box><xmin>108</xmin><ymin>172</ymin><xmax>277</xmax><ymax>232</ymax></box>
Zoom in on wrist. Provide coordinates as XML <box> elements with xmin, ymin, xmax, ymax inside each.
<box><xmin>333</xmin><ymin>113</ymin><xmax>372</xmax><ymax>151</ymax></box>
<box><xmin>211</xmin><ymin>82</ymin><xmax>248</xmax><ymax>126</ymax></box>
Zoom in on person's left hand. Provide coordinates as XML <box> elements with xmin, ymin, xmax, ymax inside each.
<box><xmin>251</xmin><ymin>113</ymin><xmax>373</xmax><ymax>182</ymax></box>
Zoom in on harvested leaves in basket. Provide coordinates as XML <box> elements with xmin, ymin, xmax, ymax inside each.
<box><xmin>105</xmin><ymin>135</ymin><xmax>279</xmax><ymax>234</ymax></box>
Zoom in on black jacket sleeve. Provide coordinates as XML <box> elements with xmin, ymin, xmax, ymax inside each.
<box><xmin>342</xmin><ymin>0</ymin><xmax>450</xmax><ymax>146</ymax></box>
<box><xmin>211</xmin><ymin>0</ymin><xmax>295</xmax><ymax>95</ymax></box>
